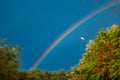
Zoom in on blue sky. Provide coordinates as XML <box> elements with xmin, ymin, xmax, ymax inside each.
<box><xmin>1</xmin><ymin>0</ymin><xmax>120</xmax><ymax>71</ymax></box>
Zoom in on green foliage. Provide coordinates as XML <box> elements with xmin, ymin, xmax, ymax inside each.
<box><xmin>28</xmin><ymin>69</ymin><xmax>43</xmax><ymax>80</ymax></box>
<box><xmin>57</xmin><ymin>69</ymin><xmax>68</xmax><ymax>80</ymax></box>
<box><xmin>28</xmin><ymin>69</ymin><xmax>69</xmax><ymax>80</ymax></box>
<box><xmin>1</xmin><ymin>24</ymin><xmax>120</xmax><ymax>80</ymax></box>
<box><xmin>17</xmin><ymin>71</ymin><xmax>29</xmax><ymax>80</ymax></box>
<box><xmin>0</xmin><ymin>38</ymin><xmax>70</xmax><ymax>80</ymax></box>
<box><xmin>0</xmin><ymin>39</ymin><xmax>21</xmax><ymax>80</ymax></box>
<box><xmin>71</xmin><ymin>24</ymin><xmax>120</xmax><ymax>80</ymax></box>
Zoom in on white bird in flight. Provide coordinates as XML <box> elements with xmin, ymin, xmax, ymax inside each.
<box><xmin>80</xmin><ymin>36</ymin><xmax>85</xmax><ymax>41</ymax></box>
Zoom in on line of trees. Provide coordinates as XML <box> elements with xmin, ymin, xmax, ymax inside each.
<box><xmin>0</xmin><ymin>24</ymin><xmax>120</xmax><ymax>80</ymax></box>
<box><xmin>0</xmin><ymin>39</ymin><xmax>70</xmax><ymax>80</ymax></box>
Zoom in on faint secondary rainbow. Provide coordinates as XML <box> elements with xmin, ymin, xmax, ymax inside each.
<box><xmin>30</xmin><ymin>1</ymin><xmax>118</xmax><ymax>70</ymax></box>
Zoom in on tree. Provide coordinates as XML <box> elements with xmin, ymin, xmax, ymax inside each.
<box><xmin>50</xmin><ymin>71</ymin><xmax>58</xmax><ymax>80</ymax></box>
<box><xmin>42</xmin><ymin>69</ymin><xmax>51</xmax><ymax>80</ymax></box>
<box><xmin>17</xmin><ymin>71</ymin><xmax>29</xmax><ymax>80</ymax></box>
<box><xmin>28</xmin><ymin>69</ymin><xmax>43</xmax><ymax>80</ymax></box>
<box><xmin>71</xmin><ymin>24</ymin><xmax>120</xmax><ymax>80</ymax></box>
<box><xmin>57</xmin><ymin>69</ymin><xmax>68</xmax><ymax>80</ymax></box>
<box><xmin>0</xmin><ymin>39</ymin><xmax>21</xmax><ymax>80</ymax></box>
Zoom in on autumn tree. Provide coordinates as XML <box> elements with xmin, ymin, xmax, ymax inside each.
<box><xmin>71</xmin><ymin>24</ymin><xmax>120</xmax><ymax>80</ymax></box>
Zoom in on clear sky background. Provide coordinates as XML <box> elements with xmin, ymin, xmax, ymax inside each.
<box><xmin>0</xmin><ymin>0</ymin><xmax>120</xmax><ymax>71</ymax></box>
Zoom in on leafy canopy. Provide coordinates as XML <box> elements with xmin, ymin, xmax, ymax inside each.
<box><xmin>71</xmin><ymin>24</ymin><xmax>120</xmax><ymax>80</ymax></box>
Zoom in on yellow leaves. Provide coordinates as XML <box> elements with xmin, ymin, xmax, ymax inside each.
<box><xmin>74</xmin><ymin>24</ymin><xmax>120</xmax><ymax>79</ymax></box>
<box><xmin>110</xmin><ymin>60</ymin><xmax>115</xmax><ymax>65</ymax></box>
<box><xmin>110</xmin><ymin>24</ymin><xmax>118</xmax><ymax>31</ymax></box>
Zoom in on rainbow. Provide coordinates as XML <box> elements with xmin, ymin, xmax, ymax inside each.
<box><xmin>30</xmin><ymin>1</ymin><xmax>117</xmax><ymax>70</ymax></box>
